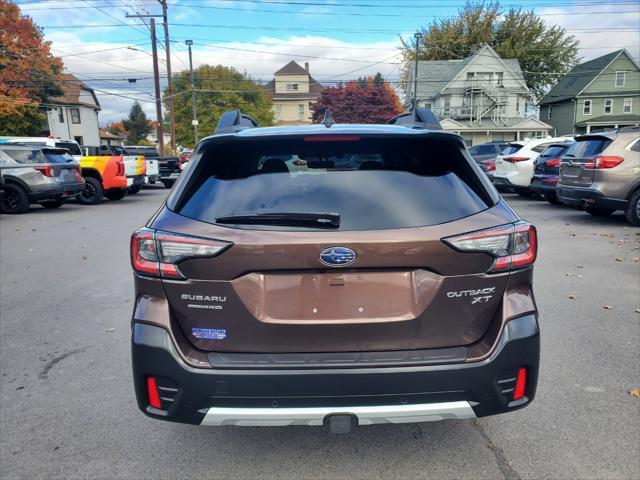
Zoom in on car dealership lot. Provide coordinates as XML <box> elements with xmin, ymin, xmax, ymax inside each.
<box><xmin>1</xmin><ymin>188</ymin><xmax>638</xmax><ymax>480</ymax></box>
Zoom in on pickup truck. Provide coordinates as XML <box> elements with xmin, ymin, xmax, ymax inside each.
<box><xmin>125</xmin><ymin>145</ymin><xmax>180</xmax><ymax>188</ymax></box>
<box><xmin>78</xmin><ymin>146</ymin><xmax>129</xmax><ymax>204</ymax></box>
<box><xmin>87</xmin><ymin>145</ymin><xmax>146</xmax><ymax>194</ymax></box>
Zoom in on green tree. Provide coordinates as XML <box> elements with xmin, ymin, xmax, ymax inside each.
<box><xmin>122</xmin><ymin>101</ymin><xmax>152</xmax><ymax>144</ymax></box>
<box><xmin>165</xmin><ymin>65</ymin><xmax>274</xmax><ymax>146</ymax></box>
<box><xmin>401</xmin><ymin>1</ymin><xmax>579</xmax><ymax>101</ymax></box>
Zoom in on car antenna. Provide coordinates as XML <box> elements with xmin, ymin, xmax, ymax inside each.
<box><xmin>322</xmin><ymin>109</ymin><xmax>335</xmax><ymax>128</ymax></box>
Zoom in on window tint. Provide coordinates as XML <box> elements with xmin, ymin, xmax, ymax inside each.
<box><xmin>539</xmin><ymin>145</ymin><xmax>569</xmax><ymax>158</ymax></box>
<box><xmin>469</xmin><ymin>145</ymin><xmax>495</xmax><ymax>156</ymax></box>
<box><xmin>629</xmin><ymin>139</ymin><xmax>640</xmax><ymax>152</ymax></box>
<box><xmin>3</xmin><ymin>149</ymin><xmax>73</xmax><ymax>164</ymax></box>
<box><xmin>564</xmin><ymin>138</ymin><xmax>612</xmax><ymax>157</ymax></box>
<box><xmin>55</xmin><ymin>142</ymin><xmax>81</xmax><ymax>156</ymax></box>
<box><xmin>501</xmin><ymin>144</ymin><xmax>522</xmax><ymax>155</ymax></box>
<box><xmin>531</xmin><ymin>142</ymin><xmax>555</xmax><ymax>153</ymax></box>
<box><xmin>176</xmin><ymin>137</ymin><xmax>492</xmax><ymax>231</ymax></box>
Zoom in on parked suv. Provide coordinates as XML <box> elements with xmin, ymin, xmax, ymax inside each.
<box><xmin>557</xmin><ymin>127</ymin><xmax>640</xmax><ymax>225</ymax></box>
<box><xmin>529</xmin><ymin>141</ymin><xmax>574</xmax><ymax>205</ymax></box>
<box><xmin>469</xmin><ymin>142</ymin><xmax>521</xmax><ymax>182</ymax></box>
<box><xmin>130</xmin><ymin>109</ymin><xmax>540</xmax><ymax>432</ymax></box>
<box><xmin>0</xmin><ymin>145</ymin><xmax>84</xmax><ymax>214</ymax></box>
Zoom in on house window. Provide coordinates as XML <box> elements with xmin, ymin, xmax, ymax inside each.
<box><xmin>604</xmin><ymin>99</ymin><xmax>613</xmax><ymax>114</ymax></box>
<box><xmin>547</xmin><ymin>105</ymin><xmax>552</xmax><ymax>119</ymax></box>
<box><xmin>615</xmin><ymin>71</ymin><xmax>626</xmax><ymax>87</ymax></box>
<box><xmin>496</xmin><ymin>72</ymin><xmax>503</xmax><ymax>86</ymax></box>
<box><xmin>623</xmin><ymin>98</ymin><xmax>633</xmax><ymax>113</ymax></box>
<box><xmin>286</xmin><ymin>84</ymin><xmax>299</xmax><ymax>91</ymax></box>
<box><xmin>58</xmin><ymin>108</ymin><xmax>64</xmax><ymax>123</ymax></box>
<box><xmin>275</xmin><ymin>104</ymin><xmax>282</xmax><ymax>120</ymax></box>
<box><xmin>70</xmin><ymin>108</ymin><xmax>81</xmax><ymax>124</ymax></box>
<box><xmin>299</xmin><ymin>104</ymin><xmax>305</xmax><ymax>120</ymax></box>
<box><xmin>425</xmin><ymin>103</ymin><xmax>432</xmax><ymax>110</ymax></box>
<box><xmin>583</xmin><ymin>100</ymin><xmax>592</xmax><ymax>116</ymax></box>
<box><xmin>74</xmin><ymin>136</ymin><xmax>83</xmax><ymax>145</ymax></box>
<box><xmin>443</xmin><ymin>96</ymin><xmax>450</xmax><ymax>115</ymax></box>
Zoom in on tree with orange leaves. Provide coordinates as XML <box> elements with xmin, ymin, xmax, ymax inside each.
<box><xmin>0</xmin><ymin>0</ymin><xmax>63</xmax><ymax>135</ymax></box>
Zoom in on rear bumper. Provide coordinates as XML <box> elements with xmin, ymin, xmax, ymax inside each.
<box><xmin>556</xmin><ymin>185</ymin><xmax>627</xmax><ymax>210</ymax></box>
<box><xmin>131</xmin><ymin>314</ymin><xmax>540</xmax><ymax>426</ymax></box>
<box><xmin>127</xmin><ymin>175</ymin><xmax>146</xmax><ymax>187</ymax></box>
<box><xmin>159</xmin><ymin>171</ymin><xmax>181</xmax><ymax>180</ymax></box>
<box><xmin>529</xmin><ymin>176</ymin><xmax>559</xmax><ymax>196</ymax></box>
<box><xmin>28</xmin><ymin>183</ymin><xmax>84</xmax><ymax>201</ymax></box>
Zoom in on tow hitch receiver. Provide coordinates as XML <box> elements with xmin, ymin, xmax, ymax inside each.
<box><xmin>325</xmin><ymin>414</ymin><xmax>357</xmax><ymax>434</ymax></box>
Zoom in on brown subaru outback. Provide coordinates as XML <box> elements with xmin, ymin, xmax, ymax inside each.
<box><xmin>130</xmin><ymin>110</ymin><xmax>539</xmax><ymax>432</ymax></box>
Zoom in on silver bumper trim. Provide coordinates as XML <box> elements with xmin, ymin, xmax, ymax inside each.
<box><xmin>200</xmin><ymin>401</ymin><xmax>476</xmax><ymax>427</ymax></box>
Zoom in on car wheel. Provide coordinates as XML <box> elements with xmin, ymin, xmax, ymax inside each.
<box><xmin>128</xmin><ymin>185</ymin><xmax>141</xmax><ymax>195</ymax></box>
<box><xmin>544</xmin><ymin>195</ymin><xmax>563</xmax><ymax>205</ymax></box>
<box><xmin>584</xmin><ymin>206</ymin><xmax>614</xmax><ymax>217</ymax></box>
<box><xmin>0</xmin><ymin>184</ymin><xmax>30</xmax><ymax>214</ymax></box>
<box><xmin>40</xmin><ymin>199</ymin><xmax>65</xmax><ymax>209</ymax></box>
<box><xmin>77</xmin><ymin>177</ymin><xmax>104</xmax><ymax>205</ymax></box>
<box><xmin>162</xmin><ymin>180</ymin><xmax>175</xmax><ymax>189</ymax></box>
<box><xmin>105</xmin><ymin>189</ymin><xmax>127</xmax><ymax>201</ymax></box>
<box><xmin>625</xmin><ymin>189</ymin><xmax>640</xmax><ymax>226</ymax></box>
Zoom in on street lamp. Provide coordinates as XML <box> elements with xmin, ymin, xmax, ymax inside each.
<box><xmin>185</xmin><ymin>40</ymin><xmax>198</xmax><ymax>145</ymax></box>
<box><xmin>413</xmin><ymin>32</ymin><xmax>422</xmax><ymax>111</ymax></box>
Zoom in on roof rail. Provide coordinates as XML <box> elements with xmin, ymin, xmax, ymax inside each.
<box><xmin>387</xmin><ymin>108</ymin><xmax>442</xmax><ymax>130</ymax></box>
<box><xmin>214</xmin><ymin>110</ymin><xmax>260</xmax><ymax>135</ymax></box>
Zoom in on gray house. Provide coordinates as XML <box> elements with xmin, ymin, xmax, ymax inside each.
<box><xmin>539</xmin><ymin>49</ymin><xmax>640</xmax><ymax>135</ymax></box>
<box><xmin>407</xmin><ymin>45</ymin><xmax>551</xmax><ymax>145</ymax></box>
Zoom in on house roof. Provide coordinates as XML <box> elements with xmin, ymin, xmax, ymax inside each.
<box><xmin>262</xmin><ymin>73</ymin><xmax>323</xmax><ymax>100</ymax></box>
<box><xmin>539</xmin><ymin>50</ymin><xmax>624</xmax><ymax>106</ymax></box>
<box><xmin>575</xmin><ymin>113</ymin><xmax>640</xmax><ymax>125</ymax></box>
<box><xmin>441</xmin><ymin>116</ymin><xmax>552</xmax><ymax>130</ymax></box>
<box><xmin>99</xmin><ymin>129</ymin><xmax>124</xmax><ymax>140</ymax></box>
<box><xmin>274</xmin><ymin>60</ymin><xmax>309</xmax><ymax>76</ymax></box>
<box><xmin>49</xmin><ymin>73</ymin><xmax>100</xmax><ymax>110</ymax></box>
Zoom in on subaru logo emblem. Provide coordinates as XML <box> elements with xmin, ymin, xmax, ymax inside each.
<box><xmin>319</xmin><ymin>247</ymin><xmax>357</xmax><ymax>267</ymax></box>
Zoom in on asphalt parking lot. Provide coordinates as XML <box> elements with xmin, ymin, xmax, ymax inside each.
<box><xmin>1</xmin><ymin>187</ymin><xmax>639</xmax><ymax>480</ymax></box>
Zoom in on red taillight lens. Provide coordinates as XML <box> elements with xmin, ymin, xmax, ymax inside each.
<box><xmin>116</xmin><ymin>159</ymin><xmax>125</xmax><ymax>176</ymax></box>
<box><xmin>503</xmin><ymin>157</ymin><xmax>529</xmax><ymax>163</ymax></box>
<box><xmin>513</xmin><ymin>367</ymin><xmax>527</xmax><ymax>400</ymax></box>
<box><xmin>34</xmin><ymin>166</ymin><xmax>54</xmax><ymax>177</ymax></box>
<box><xmin>584</xmin><ymin>156</ymin><xmax>624</xmax><ymax>169</ymax></box>
<box><xmin>146</xmin><ymin>377</ymin><xmax>162</xmax><ymax>409</ymax></box>
<box><xmin>545</xmin><ymin>157</ymin><xmax>561</xmax><ymax>167</ymax></box>
<box><xmin>130</xmin><ymin>229</ymin><xmax>232</xmax><ymax>279</ymax></box>
<box><xmin>485</xmin><ymin>161</ymin><xmax>496</xmax><ymax>172</ymax></box>
<box><xmin>442</xmin><ymin>222</ymin><xmax>537</xmax><ymax>273</ymax></box>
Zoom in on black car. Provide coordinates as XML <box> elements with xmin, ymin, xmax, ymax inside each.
<box><xmin>529</xmin><ymin>142</ymin><xmax>574</xmax><ymax>204</ymax></box>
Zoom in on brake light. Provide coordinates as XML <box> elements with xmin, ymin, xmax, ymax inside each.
<box><xmin>303</xmin><ymin>135</ymin><xmax>361</xmax><ymax>142</ymax></box>
<box><xmin>34</xmin><ymin>166</ymin><xmax>54</xmax><ymax>177</ymax></box>
<box><xmin>116</xmin><ymin>159</ymin><xmax>125</xmax><ymax>176</ymax></box>
<box><xmin>503</xmin><ymin>157</ymin><xmax>529</xmax><ymax>163</ymax></box>
<box><xmin>545</xmin><ymin>157</ymin><xmax>561</xmax><ymax>167</ymax></box>
<box><xmin>485</xmin><ymin>161</ymin><xmax>496</xmax><ymax>172</ymax></box>
<box><xmin>584</xmin><ymin>156</ymin><xmax>624</xmax><ymax>169</ymax></box>
<box><xmin>513</xmin><ymin>368</ymin><xmax>527</xmax><ymax>400</ymax></box>
<box><xmin>130</xmin><ymin>228</ymin><xmax>232</xmax><ymax>279</ymax></box>
<box><xmin>146</xmin><ymin>377</ymin><xmax>162</xmax><ymax>409</ymax></box>
<box><xmin>442</xmin><ymin>222</ymin><xmax>537</xmax><ymax>273</ymax></box>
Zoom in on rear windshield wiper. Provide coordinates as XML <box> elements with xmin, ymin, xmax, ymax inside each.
<box><xmin>215</xmin><ymin>212</ymin><xmax>340</xmax><ymax>228</ymax></box>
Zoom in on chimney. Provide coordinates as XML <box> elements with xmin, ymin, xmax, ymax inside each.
<box><xmin>304</xmin><ymin>62</ymin><xmax>309</xmax><ymax>72</ymax></box>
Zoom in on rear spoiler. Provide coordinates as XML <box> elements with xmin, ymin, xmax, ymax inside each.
<box><xmin>214</xmin><ymin>110</ymin><xmax>260</xmax><ymax>135</ymax></box>
<box><xmin>387</xmin><ymin>108</ymin><xmax>442</xmax><ymax>130</ymax></box>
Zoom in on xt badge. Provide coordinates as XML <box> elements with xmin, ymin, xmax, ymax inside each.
<box><xmin>446</xmin><ymin>287</ymin><xmax>495</xmax><ymax>304</ymax></box>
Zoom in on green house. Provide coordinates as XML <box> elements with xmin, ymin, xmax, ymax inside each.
<box><xmin>539</xmin><ymin>50</ymin><xmax>640</xmax><ymax>135</ymax></box>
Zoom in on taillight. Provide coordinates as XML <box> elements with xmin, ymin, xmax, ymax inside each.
<box><xmin>303</xmin><ymin>135</ymin><xmax>361</xmax><ymax>142</ymax></box>
<box><xmin>34</xmin><ymin>166</ymin><xmax>54</xmax><ymax>177</ymax></box>
<box><xmin>503</xmin><ymin>157</ymin><xmax>529</xmax><ymax>163</ymax></box>
<box><xmin>116</xmin><ymin>159</ymin><xmax>125</xmax><ymax>176</ymax></box>
<box><xmin>442</xmin><ymin>222</ymin><xmax>537</xmax><ymax>273</ymax></box>
<box><xmin>130</xmin><ymin>228</ymin><xmax>232</xmax><ymax>279</ymax></box>
<box><xmin>545</xmin><ymin>157</ymin><xmax>561</xmax><ymax>167</ymax></box>
<box><xmin>513</xmin><ymin>368</ymin><xmax>527</xmax><ymax>400</ymax></box>
<box><xmin>584</xmin><ymin>156</ymin><xmax>624</xmax><ymax>169</ymax></box>
<box><xmin>146</xmin><ymin>377</ymin><xmax>162</xmax><ymax>409</ymax></box>
<box><xmin>485</xmin><ymin>161</ymin><xmax>496</xmax><ymax>172</ymax></box>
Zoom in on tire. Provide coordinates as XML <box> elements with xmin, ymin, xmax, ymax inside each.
<box><xmin>105</xmin><ymin>189</ymin><xmax>127</xmax><ymax>201</ymax></box>
<box><xmin>625</xmin><ymin>189</ymin><xmax>640</xmax><ymax>226</ymax></box>
<box><xmin>162</xmin><ymin>179</ymin><xmax>175</xmax><ymax>189</ymax></box>
<box><xmin>77</xmin><ymin>177</ymin><xmax>104</xmax><ymax>205</ymax></box>
<box><xmin>40</xmin><ymin>199</ymin><xmax>65</xmax><ymax>209</ymax></box>
<box><xmin>128</xmin><ymin>185</ymin><xmax>141</xmax><ymax>195</ymax></box>
<box><xmin>584</xmin><ymin>206</ymin><xmax>614</xmax><ymax>217</ymax></box>
<box><xmin>544</xmin><ymin>195</ymin><xmax>563</xmax><ymax>205</ymax></box>
<box><xmin>0</xmin><ymin>183</ymin><xmax>30</xmax><ymax>214</ymax></box>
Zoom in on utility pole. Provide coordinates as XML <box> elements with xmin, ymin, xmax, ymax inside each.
<box><xmin>413</xmin><ymin>32</ymin><xmax>422</xmax><ymax>111</ymax></box>
<box><xmin>160</xmin><ymin>0</ymin><xmax>175</xmax><ymax>152</ymax></box>
<box><xmin>126</xmin><ymin>12</ymin><xmax>165</xmax><ymax>155</ymax></box>
<box><xmin>185</xmin><ymin>40</ymin><xmax>198</xmax><ymax>146</ymax></box>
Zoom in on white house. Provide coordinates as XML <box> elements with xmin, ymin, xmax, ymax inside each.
<box><xmin>407</xmin><ymin>45</ymin><xmax>552</xmax><ymax>145</ymax></box>
<box><xmin>45</xmin><ymin>73</ymin><xmax>100</xmax><ymax>146</ymax></box>
<box><xmin>263</xmin><ymin>61</ymin><xmax>322</xmax><ymax>124</ymax></box>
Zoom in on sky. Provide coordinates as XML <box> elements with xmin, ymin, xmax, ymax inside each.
<box><xmin>14</xmin><ymin>0</ymin><xmax>640</xmax><ymax>125</ymax></box>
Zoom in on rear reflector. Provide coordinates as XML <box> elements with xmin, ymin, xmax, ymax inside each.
<box><xmin>131</xmin><ymin>228</ymin><xmax>232</xmax><ymax>279</ymax></box>
<box><xmin>442</xmin><ymin>222</ymin><xmax>537</xmax><ymax>273</ymax></box>
<box><xmin>542</xmin><ymin>178</ymin><xmax>559</xmax><ymax>183</ymax></box>
<box><xmin>303</xmin><ymin>135</ymin><xmax>361</xmax><ymax>142</ymax></box>
<box><xmin>503</xmin><ymin>157</ymin><xmax>529</xmax><ymax>163</ymax></box>
<box><xmin>147</xmin><ymin>377</ymin><xmax>162</xmax><ymax>409</ymax></box>
<box><xmin>513</xmin><ymin>368</ymin><xmax>527</xmax><ymax>400</ymax></box>
<box><xmin>584</xmin><ymin>156</ymin><xmax>624</xmax><ymax>169</ymax></box>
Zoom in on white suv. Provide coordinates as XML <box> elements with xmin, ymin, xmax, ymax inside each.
<box><xmin>493</xmin><ymin>137</ymin><xmax>573</xmax><ymax>195</ymax></box>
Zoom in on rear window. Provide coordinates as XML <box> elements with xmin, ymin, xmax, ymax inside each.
<box><xmin>55</xmin><ymin>142</ymin><xmax>81</xmax><ymax>156</ymax></box>
<box><xmin>565</xmin><ymin>138</ymin><xmax>612</xmax><ymax>158</ymax></box>
<box><xmin>175</xmin><ymin>137</ymin><xmax>493</xmax><ymax>231</ymax></box>
<box><xmin>540</xmin><ymin>145</ymin><xmax>570</xmax><ymax>158</ymax></box>
<box><xmin>3</xmin><ymin>149</ymin><xmax>74</xmax><ymax>164</ymax></box>
<box><xmin>468</xmin><ymin>144</ymin><xmax>496</xmax><ymax>156</ymax></box>
<box><xmin>501</xmin><ymin>144</ymin><xmax>522</xmax><ymax>155</ymax></box>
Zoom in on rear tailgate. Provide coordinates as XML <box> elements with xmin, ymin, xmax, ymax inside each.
<box><xmin>145</xmin><ymin>158</ymin><xmax>159</xmax><ymax>176</ymax></box>
<box><xmin>560</xmin><ymin>136</ymin><xmax>613</xmax><ymax>187</ymax></box>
